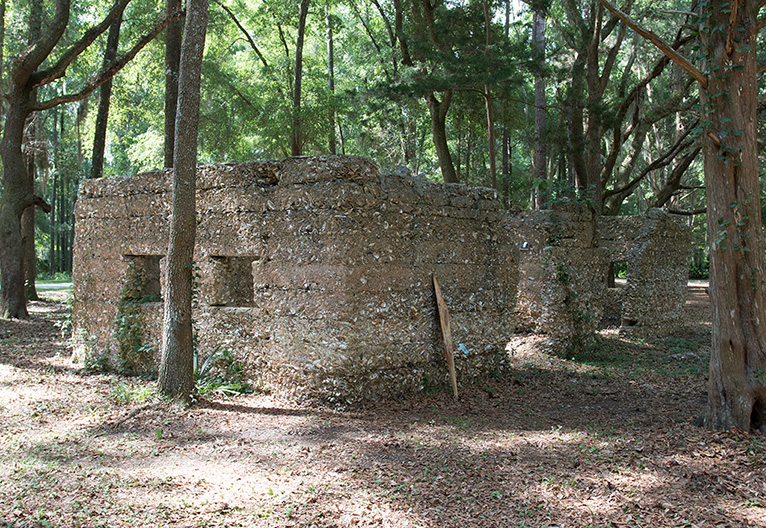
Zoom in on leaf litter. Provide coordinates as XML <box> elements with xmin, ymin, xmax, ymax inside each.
<box><xmin>0</xmin><ymin>284</ymin><xmax>764</xmax><ymax>527</ymax></box>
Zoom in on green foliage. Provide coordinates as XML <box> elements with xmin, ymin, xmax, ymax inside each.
<box><xmin>114</xmin><ymin>263</ymin><xmax>156</xmax><ymax>376</ymax></box>
<box><xmin>555</xmin><ymin>259</ymin><xmax>597</xmax><ymax>358</ymax></box>
<box><xmin>110</xmin><ymin>381</ymin><xmax>154</xmax><ymax>405</ymax></box>
<box><xmin>689</xmin><ymin>257</ymin><xmax>710</xmax><ymax>280</ymax></box>
<box><xmin>193</xmin><ymin>345</ymin><xmax>253</xmax><ymax>397</ymax></box>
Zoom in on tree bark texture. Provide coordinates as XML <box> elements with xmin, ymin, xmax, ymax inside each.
<box><xmin>532</xmin><ymin>7</ymin><xmax>547</xmax><ymax>208</ymax></box>
<box><xmin>326</xmin><ymin>3</ymin><xmax>336</xmax><ymax>155</ymax></box>
<box><xmin>158</xmin><ymin>0</ymin><xmax>208</xmax><ymax>402</ymax></box>
<box><xmin>701</xmin><ymin>0</ymin><xmax>766</xmax><ymax>432</ymax></box>
<box><xmin>426</xmin><ymin>91</ymin><xmax>458</xmax><ymax>183</ymax></box>
<box><xmin>1</xmin><ymin>90</ymin><xmax>35</xmax><ymax>318</ymax></box>
<box><xmin>164</xmin><ymin>0</ymin><xmax>183</xmax><ymax>168</ymax></box>
<box><xmin>291</xmin><ymin>0</ymin><xmax>310</xmax><ymax>156</ymax></box>
<box><xmin>91</xmin><ymin>14</ymin><xmax>123</xmax><ymax>180</ymax></box>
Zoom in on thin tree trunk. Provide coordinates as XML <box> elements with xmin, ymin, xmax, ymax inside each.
<box><xmin>502</xmin><ymin>128</ymin><xmax>510</xmax><ymax>205</ymax></box>
<box><xmin>0</xmin><ymin>0</ymin><xmax>6</xmax><ymax>124</ymax></box>
<box><xmin>291</xmin><ymin>0</ymin><xmax>310</xmax><ymax>156</ymax></box>
<box><xmin>532</xmin><ymin>7</ymin><xmax>547</xmax><ymax>208</ymax></box>
<box><xmin>158</xmin><ymin>0</ymin><xmax>208</xmax><ymax>402</ymax></box>
<box><xmin>23</xmin><ymin>117</ymin><xmax>37</xmax><ymax>300</ymax></box>
<box><xmin>426</xmin><ymin>91</ymin><xmax>458</xmax><ymax>183</ymax></box>
<box><xmin>483</xmin><ymin>0</ymin><xmax>496</xmax><ymax>190</ymax></box>
<box><xmin>91</xmin><ymin>14</ymin><xmax>122</xmax><ymax>179</ymax></box>
<box><xmin>22</xmin><ymin>0</ymin><xmax>42</xmax><ymax>301</ymax></box>
<box><xmin>326</xmin><ymin>2</ymin><xmax>336</xmax><ymax>154</ymax></box>
<box><xmin>164</xmin><ymin>0</ymin><xmax>183</xmax><ymax>168</ymax></box>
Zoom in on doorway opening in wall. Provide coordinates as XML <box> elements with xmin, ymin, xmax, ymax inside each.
<box><xmin>601</xmin><ymin>260</ymin><xmax>627</xmax><ymax>329</ymax></box>
<box><xmin>607</xmin><ymin>261</ymin><xmax>628</xmax><ymax>289</ymax></box>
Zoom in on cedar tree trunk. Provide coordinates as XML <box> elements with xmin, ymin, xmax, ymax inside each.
<box><xmin>163</xmin><ymin>0</ymin><xmax>183</xmax><ymax>167</ymax></box>
<box><xmin>702</xmin><ymin>0</ymin><xmax>766</xmax><ymax>431</ymax></box>
<box><xmin>291</xmin><ymin>0</ymin><xmax>310</xmax><ymax>156</ymax></box>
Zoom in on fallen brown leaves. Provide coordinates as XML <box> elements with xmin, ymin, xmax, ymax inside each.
<box><xmin>0</xmin><ymin>285</ymin><xmax>764</xmax><ymax>527</ymax></box>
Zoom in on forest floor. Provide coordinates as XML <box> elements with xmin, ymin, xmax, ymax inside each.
<box><xmin>1</xmin><ymin>284</ymin><xmax>765</xmax><ymax>528</ymax></box>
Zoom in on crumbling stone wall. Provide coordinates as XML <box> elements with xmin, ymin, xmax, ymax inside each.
<box><xmin>506</xmin><ymin>203</ymin><xmax>608</xmax><ymax>353</ymax></box>
<box><xmin>509</xmin><ymin>204</ymin><xmax>692</xmax><ymax>351</ymax></box>
<box><xmin>73</xmin><ymin>156</ymin><xmax>517</xmax><ymax>405</ymax></box>
<box><xmin>600</xmin><ymin>208</ymin><xmax>692</xmax><ymax>334</ymax></box>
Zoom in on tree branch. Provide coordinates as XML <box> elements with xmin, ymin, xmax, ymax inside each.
<box><xmin>30</xmin><ymin>194</ymin><xmax>52</xmax><ymax>214</ymax></box>
<box><xmin>13</xmin><ymin>0</ymin><xmax>70</xmax><ymax>84</ymax></box>
<box><xmin>29</xmin><ymin>0</ymin><xmax>132</xmax><ymax>89</ymax></box>
<box><xmin>652</xmin><ymin>146</ymin><xmax>702</xmax><ymax>208</ymax></box>
<box><xmin>598</xmin><ymin>0</ymin><xmax>708</xmax><ymax>88</ymax></box>
<box><xmin>370</xmin><ymin>0</ymin><xmax>396</xmax><ymax>48</ymax></box>
<box><xmin>667</xmin><ymin>207</ymin><xmax>706</xmax><ymax>215</ymax></box>
<box><xmin>604</xmin><ymin>132</ymin><xmax>696</xmax><ymax>199</ymax></box>
<box><xmin>350</xmin><ymin>0</ymin><xmax>383</xmax><ymax>55</ymax></box>
<box><xmin>214</xmin><ymin>0</ymin><xmax>268</xmax><ymax>69</ymax></box>
<box><xmin>32</xmin><ymin>12</ymin><xmax>177</xmax><ymax>111</ymax></box>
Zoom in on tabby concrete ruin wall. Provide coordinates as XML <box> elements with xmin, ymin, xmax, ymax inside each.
<box><xmin>506</xmin><ymin>204</ymin><xmax>609</xmax><ymax>352</ymax></box>
<box><xmin>72</xmin><ymin>156</ymin><xmax>517</xmax><ymax>405</ymax></box>
<box><xmin>509</xmin><ymin>204</ymin><xmax>692</xmax><ymax>352</ymax></box>
<box><xmin>599</xmin><ymin>209</ymin><xmax>692</xmax><ymax>334</ymax></box>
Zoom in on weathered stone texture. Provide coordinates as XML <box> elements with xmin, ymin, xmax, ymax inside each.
<box><xmin>506</xmin><ymin>203</ymin><xmax>608</xmax><ymax>352</ymax></box>
<box><xmin>600</xmin><ymin>208</ymin><xmax>692</xmax><ymax>335</ymax></box>
<box><xmin>73</xmin><ymin>156</ymin><xmax>517</xmax><ymax>405</ymax></box>
<box><xmin>508</xmin><ymin>204</ymin><xmax>692</xmax><ymax>352</ymax></box>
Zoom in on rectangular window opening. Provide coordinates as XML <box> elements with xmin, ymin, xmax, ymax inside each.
<box><xmin>208</xmin><ymin>256</ymin><xmax>257</xmax><ymax>307</ymax></box>
<box><xmin>123</xmin><ymin>255</ymin><xmax>163</xmax><ymax>303</ymax></box>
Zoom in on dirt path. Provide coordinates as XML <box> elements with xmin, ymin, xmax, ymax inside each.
<box><xmin>1</xmin><ymin>285</ymin><xmax>764</xmax><ymax>527</ymax></box>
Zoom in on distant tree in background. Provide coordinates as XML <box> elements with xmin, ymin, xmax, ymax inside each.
<box><xmin>0</xmin><ymin>0</ymin><xmax>174</xmax><ymax>319</ymax></box>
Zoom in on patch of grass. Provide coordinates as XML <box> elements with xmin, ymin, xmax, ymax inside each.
<box><xmin>109</xmin><ymin>382</ymin><xmax>154</xmax><ymax>405</ymax></box>
<box><xmin>568</xmin><ymin>335</ymin><xmax>708</xmax><ymax>381</ymax></box>
<box><xmin>444</xmin><ymin>415</ymin><xmax>471</xmax><ymax>428</ymax></box>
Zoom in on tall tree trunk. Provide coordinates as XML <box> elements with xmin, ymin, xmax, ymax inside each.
<box><xmin>532</xmin><ymin>7</ymin><xmax>547</xmax><ymax>208</ymax></box>
<box><xmin>291</xmin><ymin>0</ymin><xmax>310</xmax><ymax>156</ymax></box>
<box><xmin>164</xmin><ymin>0</ymin><xmax>183</xmax><ymax>168</ymax></box>
<box><xmin>1</xmin><ymin>92</ymin><xmax>34</xmax><ymax>318</ymax></box>
<box><xmin>483</xmin><ymin>0</ymin><xmax>496</xmax><ymax>190</ymax></box>
<box><xmin>701</xmin><ymin>1</ymin><xmax>766</xmax><ymax>431</ymax></box>
<box><xmin>158</xmin><ymin>0</ymin><xmax>208</xmax><ymax>402</ymax></box>
<box><xmin>21</xmin><ymin>0</ymin><xmax>42</xmax><ymax>302</ymax></box>
<box><xmin>326</xmin><ymin>2</ymin><xmax>336</xmax><ymax>154</ymax></box>
<box><xmin>502</xmin><ymin>128</ymin><xmax>510</xmax><ymax>205</ymax></box>
<box><xmin>0</xmin><ymin>0</ymin><xmax>6</xmax><ymax>124</ymax></box>
<box><xmin>91</xmin><ymin>14</ymin><xmax>122</xmax><ymax>179</ymax></box>
<box><xmin>23</xmin><ymin>116</ymin><xmax>37</xmax><ymax>300</ymax></box>
<box><xmin>426</xmin><ymin>90</ymin><xmax>458</xmax><ymax>183</ymax></box>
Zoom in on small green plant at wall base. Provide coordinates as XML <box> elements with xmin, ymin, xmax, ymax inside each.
<box><xmin>193</xmin><ymin>346</ymin><xmax>253</xmax><ymax>397</ymax></box>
